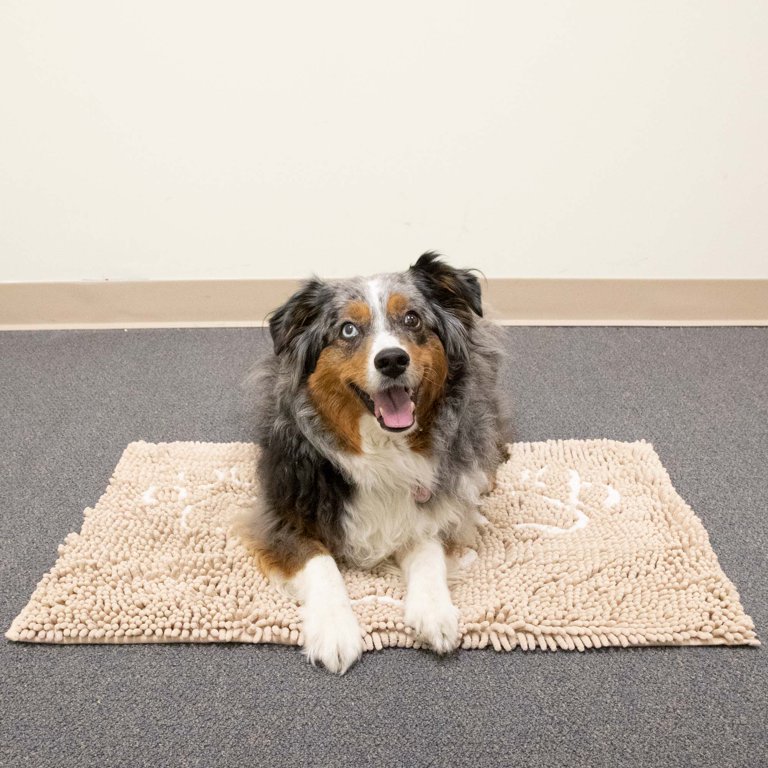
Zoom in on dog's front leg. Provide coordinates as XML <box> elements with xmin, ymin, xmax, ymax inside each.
<box><xmin>397</xmin><ymin>539</ymin><xmax>461</xmax><ymax>654</ymax></box>
<box><xmin>290</xmin><ymin>553</ymin><xmax>363</xmax><ymax>674</ymax></box>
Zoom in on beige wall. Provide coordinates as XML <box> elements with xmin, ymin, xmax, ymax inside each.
<box><xmin>1</xmin><ymin>2</ymin><xmax>766</xmax><ymax>282</ymax></box>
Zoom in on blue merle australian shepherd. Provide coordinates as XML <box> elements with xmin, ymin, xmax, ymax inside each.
<box><xmin>241</xmin><ymin>253</ymin><xmax>507</xmax><ymax>673</ymax></box>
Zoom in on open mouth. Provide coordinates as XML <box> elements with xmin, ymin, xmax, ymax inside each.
<box><xmin>350</xmin><ymin>383</ymin><xmax>417</xmax><ymax>432</ymax></box>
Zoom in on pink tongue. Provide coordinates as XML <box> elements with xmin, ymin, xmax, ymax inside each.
<box><xmin>373</xmin><ymin>387</ymin><xmax>415</xmax><ymax>429</ymax></box>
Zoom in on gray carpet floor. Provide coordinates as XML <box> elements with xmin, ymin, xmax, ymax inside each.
<box><xmin>1</xmin><ymin>327</ymin><xmax>765</xmax><ymax>768</ymax></box>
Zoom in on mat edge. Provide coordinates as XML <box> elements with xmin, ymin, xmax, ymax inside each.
<box><xmin>7</xmin><ymin>626</ymin><xmax>760</xmax><ymax>650</ymax></box>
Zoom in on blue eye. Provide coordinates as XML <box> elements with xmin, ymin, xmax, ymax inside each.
<box><xmin>341</xmin><ymin>322</ymin><xmax>359</xmax><ymax>339</ymax></box>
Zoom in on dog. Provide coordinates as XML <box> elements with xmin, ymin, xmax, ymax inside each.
<box><xmin>240</xmin><ymin>253</ymin><xmax>507</xmax><ymax>673</ymax></box>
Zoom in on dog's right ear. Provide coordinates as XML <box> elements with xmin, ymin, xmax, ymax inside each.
<box><xmin>268</xmin><ymin>278</ymin><xmax>328</xmax><ymax>357</ymax></box>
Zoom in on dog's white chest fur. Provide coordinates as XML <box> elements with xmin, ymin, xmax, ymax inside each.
<box><xmin>334</xmin><ymin>417</ymin><xmax>456</xmax><ymax>568</ymax></box>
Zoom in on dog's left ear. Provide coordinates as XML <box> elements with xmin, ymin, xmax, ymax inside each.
<box><xmin>409</xmin><ymin>252</ymin><xmax>483</xmax><ymax>378</ymax></box>
<box><xmin>408</xmin><ymin>252</ymin><xmax>483</xmax><ymax>321</ymax></box>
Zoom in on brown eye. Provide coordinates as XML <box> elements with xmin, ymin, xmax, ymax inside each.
<box><xmin>403</xmin><ymin>311</ymin><xmax>421</xmax><ymax>329</ymax></box>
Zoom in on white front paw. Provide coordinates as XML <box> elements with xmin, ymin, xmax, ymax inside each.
<box><xmin>405</xmin><ymin>594</ymin><xmax>461</xmax><ymax>654</ymax></box>
<box><xmin>301</xmin><ymin>602</ymin><xmax>364</xmax><ymax>675</ymax></box>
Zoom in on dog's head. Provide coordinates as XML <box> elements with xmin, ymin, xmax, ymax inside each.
<box><xmin>268</xmin><ymin>252</ymin><xmax>483</xmax><ymax>448</ymax></box>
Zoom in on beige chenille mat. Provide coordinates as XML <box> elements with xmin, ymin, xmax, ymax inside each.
<box><xmin>7</xmin><ymin>440</ymin><xmax>758</xmax><ymax>652</ymax></box>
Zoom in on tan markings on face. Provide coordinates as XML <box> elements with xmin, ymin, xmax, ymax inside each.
<box><xmin>346</xmin><ymin>300</ymin><xmax>372</xmax><ymax>327</ymax></box>
<box><xmin>386</xmin><ymin>292</ymin><xmax>408</xmax><ymax>319</ymax></box>
<box><xmin>308</xmin><ymin>327</ymin><xmax>372</xmax><ymax>454</ymax></box>
<box><xmin>406</xmin><ymin>333</ymin><xmax>448</xmax><ymax>453</ymax></box>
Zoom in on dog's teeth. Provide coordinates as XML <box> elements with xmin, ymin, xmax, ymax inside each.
<box><xmin>374</xmin><ymin>405</ymin><xmax>381</xmax><ymax>418</ymax></box>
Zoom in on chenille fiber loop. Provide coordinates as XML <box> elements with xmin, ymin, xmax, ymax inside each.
<box><xmin>6</xmin><ymin>440</ymin><xmax>758</xmax><ymax>651</ymax></box>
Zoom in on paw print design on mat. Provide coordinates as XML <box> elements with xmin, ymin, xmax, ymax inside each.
<box><xmin>513</xmin><ymin>465</ymin><xmax>621</xmax><ymax>535</ymax></box>
<box><xmin>140</xmin><ymin>465</ymin><xmax>257</xmax><ymax>532</ymax></box>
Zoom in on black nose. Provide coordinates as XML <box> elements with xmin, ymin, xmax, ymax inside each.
<box><xmin>374</xmin><ymin>347</ymin><xmax>410</xmax><ymax>378</ymax></box>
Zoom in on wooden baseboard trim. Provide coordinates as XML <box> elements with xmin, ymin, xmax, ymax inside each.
<box><xmin>1</xmin><ymin>278</ymin><xmax>766</xmax><ymax>329</ymax></box>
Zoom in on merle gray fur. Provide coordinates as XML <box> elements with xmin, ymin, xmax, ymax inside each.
<box><xmin>244</xmin><ymin>253</ymin><xmax>509</xmax><ymax>563</ymax></box>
